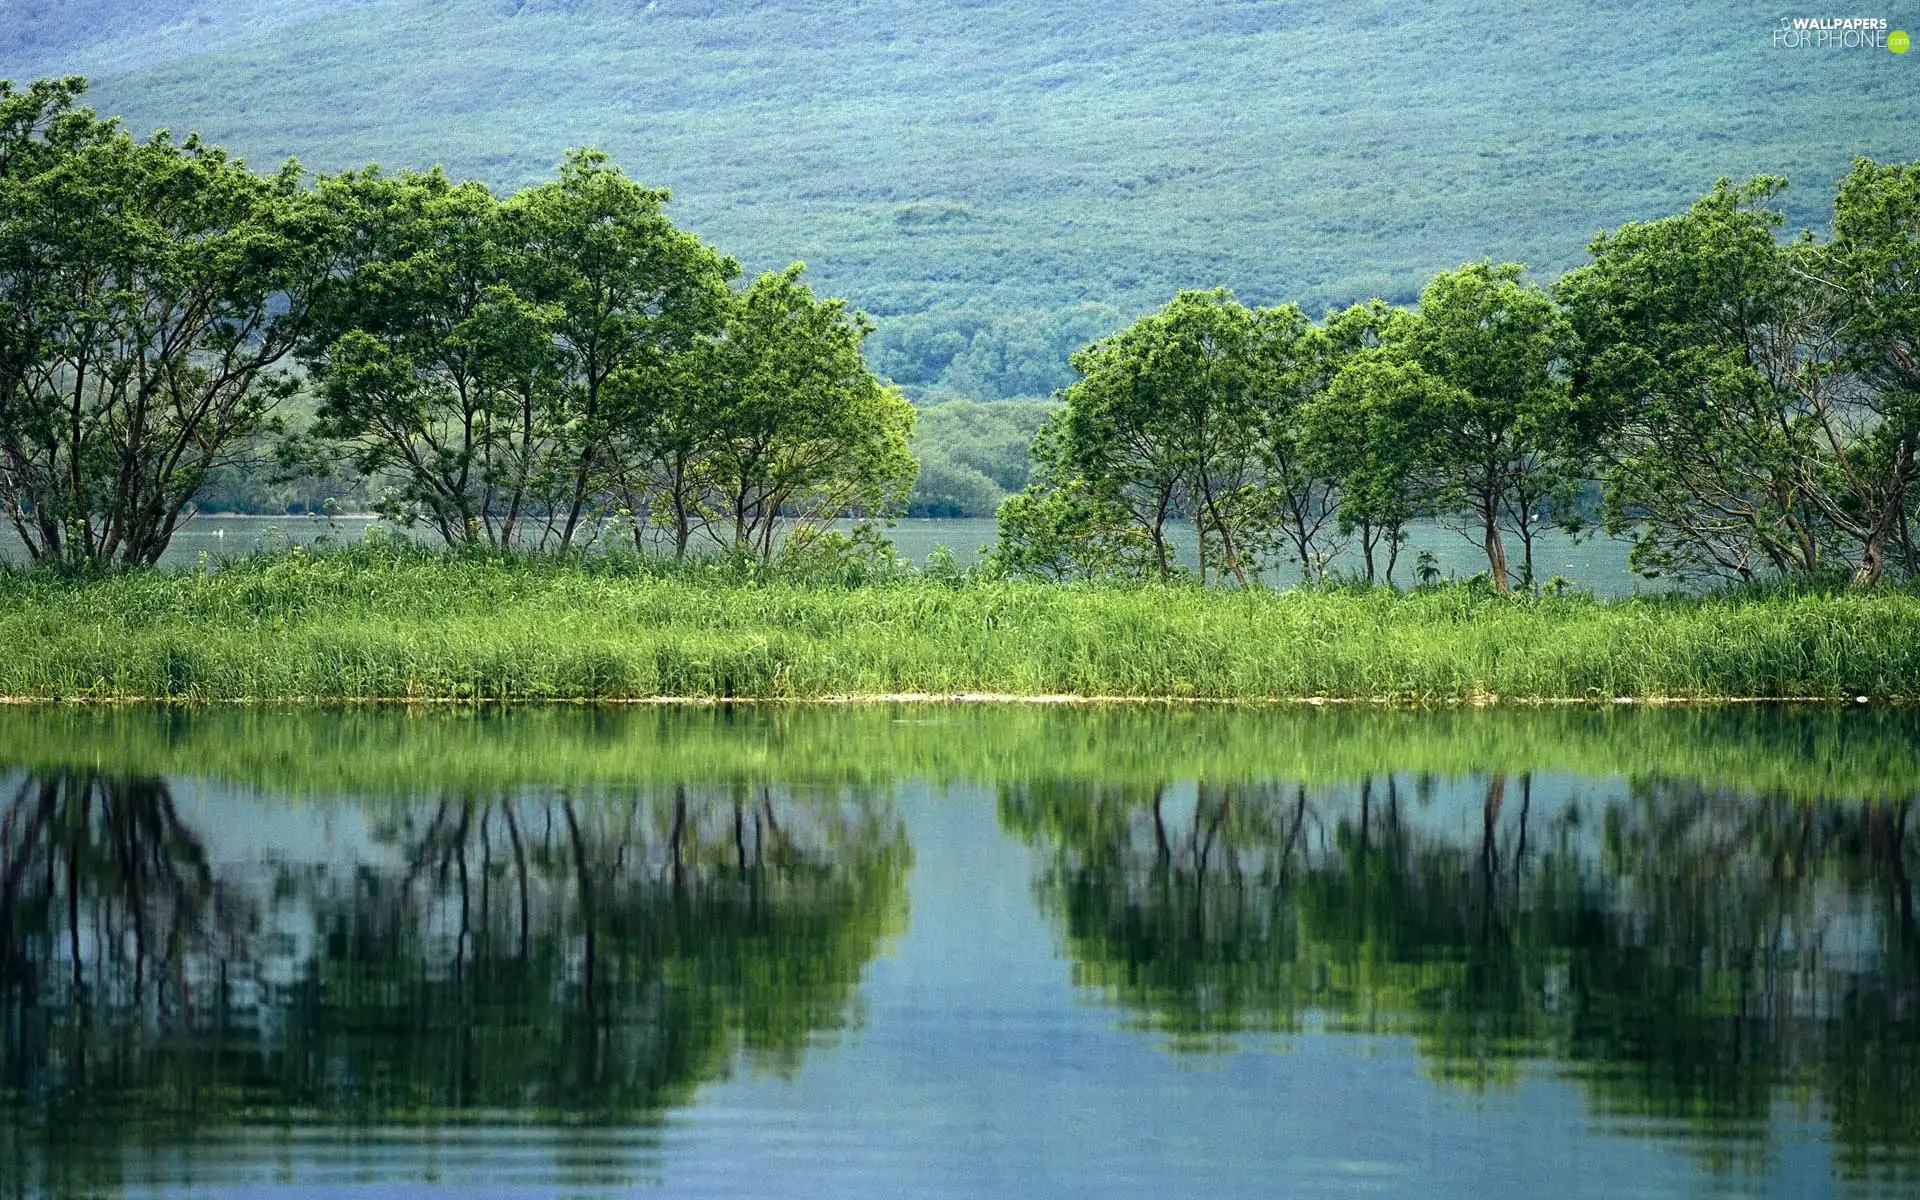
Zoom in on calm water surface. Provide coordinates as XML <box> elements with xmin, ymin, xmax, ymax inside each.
<box><xmin>3</xmin><ymin>705</ymin><xmax>1915</xmax><ymax>1198</ymax></box>
<box><xmin>0</xmin><ymin>515</ymin><xmax>1648</xmax><ymax>594</ymax></box>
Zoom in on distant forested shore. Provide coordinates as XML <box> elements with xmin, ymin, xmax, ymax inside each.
<box><xmin>3</xmin><ymin>77</ymin><xmax>1917</xmax><ymax>596</ymax></box>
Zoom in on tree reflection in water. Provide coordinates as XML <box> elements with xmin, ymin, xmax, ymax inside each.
<box><xmin>1001</xmin><ymin>773</ymin><xmax>1920</xmax><ymax>1189</ymax></box>
<box><xmin>0</xmin><ymin>771</ymin><xmax>909</xmax><ymax>1197</ymax></box>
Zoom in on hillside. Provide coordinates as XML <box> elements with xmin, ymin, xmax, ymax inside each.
<box><xmin>6</xmin><ymin>0</ymin><xmax>1917</xmax><ymax>399</ymax></box>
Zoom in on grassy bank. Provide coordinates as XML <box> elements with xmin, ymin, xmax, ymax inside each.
<box><xmin>3</xmin><ymin>547</ymin><xmax>1919</xmax><ymax>703</ymax></box>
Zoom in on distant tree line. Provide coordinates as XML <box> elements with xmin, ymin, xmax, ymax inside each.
<box><xmin>0</xmin><ymin>77</ymin><xmax>915</xmax><ymax>567</ymax></box>
<box><xmin>906</xmin><ymin>396</ymin><xmax>1056</xmax><ymax>518</ymax></box>
<box><xmin>865</xmin><ymin>303</ymin><xmax>1125</xmax><ymax>402</ymax></box>
<box><xmin>996</xmin><ymin>167</ymin><xmax>1920</xmax><ymax>590</ymax></box>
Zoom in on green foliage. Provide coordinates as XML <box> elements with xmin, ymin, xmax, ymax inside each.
<box><xmin>867</xmin><ymin>303</ymin><xmax>1126</xmax><ymax>400</ymax></box>
<box><xmin>1000</xmin><ymin>275</ymin><xmax>1588</xmax><ymax>590</ymax></box>
<box><xmin>4</xmin><ymin>80</ymin><xmax>910</xmax><ymax>565</ymax></box>
<box><xmin>0</xmin><ymin>76</ymin><xmax>342</xmax><ymax>566</ymax></box>
<box><xmin>1297</xmin><ymin>307</ymin><xmax>1426</xmax><ymax>584</ymax></box>
<box><xmin>1389</xmin><ymin>261</ymin><xmax>1585</xmax><ymax>591</ymax></box>
<box><xmin>514</xmin><ymin>147</ymin><xmax>742</xmax><ymax>547</ymax></box>
<box><xmin>297</xmin><ymin>165</ymin><xmax>567</xmax><ymax>546</ymax></box>
<box><xmin>297</xmin><ymin>150</ymin><xmax>743</xmax><ymax>551</ymax></box>
<box><xmin>996</xmin><ymin>290</ymin><xmax>1334</xmax><ymax>585</ymax></box>
<box><xmin>906</xmin><ymin>396</ymin><xmax>1056</xmax><ymax>517</ymax></box>
<box><xmin>33</xmin><ymin>0</ymin><xmax>1913</xmax><ymax>332</ymax></box>
<box><xmin>991</xmin><ymin>431</ymin><xmax>1149</xmax><ymax>582</ymax></box>
<box><xmin>4</xmin><ymin>545</ymin><xmax>1920</xmax><ymax>701</ymax></box>
<box><xmin>1563</xmin><ymin>172</ymin><xmax>1920</xmax><ymax>588</ymax></box>
<box><xmin>1820</xmin><ymin>157</ymin><xmax>1920</xmax><ymax>581</ymax></box>
<box><xmin>672</xmin><ymin>264</ymin><xmax>919</xmax><ymax>558</ymax></box>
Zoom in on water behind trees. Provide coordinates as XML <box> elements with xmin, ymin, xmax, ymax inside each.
<box><xmin>0</xmin><ymin>516</ymin><xmax>1646</xmax><ymax>595</ymax></box>
<box><xmin>3</xmin><ymin>704</ymin><xmax>1914</xmax><ymax>1198</ymax></box>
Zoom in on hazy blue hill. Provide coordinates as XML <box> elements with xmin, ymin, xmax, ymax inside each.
<box><xmin>0</xmin><ymin>1</ymin><xmax>385</xmax><ymax>78</ymax></box>
<box><xmin>6</xmin><ymin>1</ymin><xmax>1916</xmax><ymax>396</ymax></box>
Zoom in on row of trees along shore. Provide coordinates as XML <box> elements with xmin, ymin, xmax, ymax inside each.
<box><xmin>997</xmin><ymin>168</ymin><xmax>1920</xmax><ymax>591</ymax></box>
<box><xmin>3</xmin><ymin>76</ymin><xmax>1917</xmax><ymax>590</ymax></box>
<box><xmin>0</xmin><ymin>77</ymin><xmax>915</xmax><ymax>568</ymax></box>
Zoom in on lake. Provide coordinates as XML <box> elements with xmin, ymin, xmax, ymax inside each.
<box><xmin>0</xmin><ymin>514</ymin><xmax>1654</xmax><ymax>594</ymax></box>
<box><xmin>3</xmin><ymin>704</ymin><xmax>1915</xmax><ymax>1198</ymax></box>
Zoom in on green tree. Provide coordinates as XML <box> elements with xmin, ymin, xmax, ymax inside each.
<box><xmin>1401</xmin><ymin>262</ymin><xmax>1581</xmax><ymax>591</ymax></box>
<box><xmin>302</xmin><ymin>153</ymin><xmax>740</xmax><ymax>553</ymax></box>
<box><xmin>1002</xmin><ymin>312</ymin><xmax>1190</xmax><ymax>580</ymax></box>
<box><xmin>997</xmin><ymin>289</ymin><xmax>1316</xmax><ymax>586</ymax></box>
<box><xmin>0</xmin><ymin>77</ymin><xmax>339</xmax><ymax>567</ymax></box>
<box><xmin>298</xmin><ymin>167</ymin><xmax>568</xmax><ymax>549</ymax></box>
<box><xmin>1813</xmin><ymin>158</ymin><xmax>1920</xmax><ymax>585</ymax></box>
<box><xmin>1559</xmin><ymin>178</ymin><xmax>1842</xmax><ymax>585</ymax></box>
<box><xmin>512</xmin><ymin>149</ymin><xmax>738</xmax><ymax>549</ymax></box>
<box><xmin>1247</xmin><ymin>302</ymin><xmax>1345</xmax><ymax>583</ymax></box>
<box><xmin>695</xmin><ymin>264</ymin><xmax>917</xmax><ymax>560</ymax></box>
<box><xmin>1104</xmin><ymin>289</ymin><xmax>1269</xmax><ymax>585</ymax></box>
<box><xmin>1300</xmin><ymin>334</ymin><xmax>1429</xmax><ymax>585</ymax></box>
<box><xmin>1296</xmin><ymin>301</ymin><xmax>1422</xmax><ymax>585</ymax></box>
<box><xmin>1562</xmin><ymin>166</ymin><xmax>1920</xmax><ymax>589</ymax></box>
<box><xmin>991</xmin><ymin>410</ymin><xmax>1157</xmax><ymax>580</ymax></box>
<box><xmin>605</xmin><ymin>343</ymin><xmax>723</xmax><ymax>557</ymax></box>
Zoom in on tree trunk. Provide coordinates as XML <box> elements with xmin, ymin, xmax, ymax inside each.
<box><xmin>1850</xmin><ymin>439</ymin><xmax>1915</xmax><ymax>588</ymax></box>
<box><xmin>1200</xmin><ymin>480</ymin><xmax>1248</xmax><ymax>588</ymax></box>
<box><xmin>1899</xmin><ymin>498</ymin><xmax>1917</xmax><ymax>581</ymax></box>
<box><xmin>673</xmin><ymin>461</ymin><xmax>693</xmax><ymax>559</ymax></box>
<box><xmin>1854</xmin><ymin>526</ymin><xmax>1890</xmax><ymax>588</ymax></box>
<box><xmin>1482</xmin><ymin>509</ymin><xmax>1510</xmax><ymax>593</ymax></box>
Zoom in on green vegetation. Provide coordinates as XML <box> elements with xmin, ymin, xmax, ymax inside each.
<box><xmin>905</xmin><ymin>396</ymin><xmax>1055</xmax><ymax>517</ymax></box>
<box><xmin>867</xmin><ymin>303</ymin><xmax>1126</xmax><ymax>403</ymax></box>
<box><xmin>1</xmin><ymin>79</ymin><xmax>915</xmax><ymax>567</ymax></box>
<box><xmin>0</xmin><ymin>77</ymin><xmax>336</xmax><ymax>566</ymax></box>
<box><xmin>6</xmin><ymin>80</ymin><xmax>1915</xmax><ymax>568</ymax></box>
<box><xmin>999</xmin><ymin>169</ymin><xmax>1920</xmax><ymax>590</ymax></box>
<box><xmin>8</xmin><ymin>1</ymin><xmax>1910</xmax><ymax>330</ymax></box>
<box><xmin>1561</xmin><ymin>172</ymin><xmax>1920</xmax><ymax>586</ymax></box>
<box><xmin>3</xmin><ymin>546</ymin><xmax>1919</xmax><ymax>701</ymax></box>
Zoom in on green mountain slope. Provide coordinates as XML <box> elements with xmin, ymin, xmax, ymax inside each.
<box><xmin>7</xmin><ymin>1</ymin><xmax>1916</xmax><ymax>397</ymax></box>
<box><xmin>0</xmin><ymin>1</ymin><xmax>386</xmax><ymax>78</ymax></box>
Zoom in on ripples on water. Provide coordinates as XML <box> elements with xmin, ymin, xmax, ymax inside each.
<box><xmin>1</xmin><ymin>706</ymin><xmax>1915</xmax><ymax>1198</ymax></box>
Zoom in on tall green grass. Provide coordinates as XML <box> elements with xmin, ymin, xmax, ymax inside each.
<box><xmin>3</xmin><ymin>545</ymin><xmax>1919</xmax><ymax>703</ymax></box>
